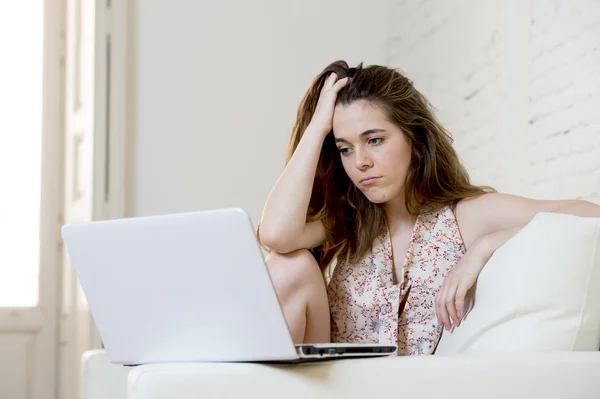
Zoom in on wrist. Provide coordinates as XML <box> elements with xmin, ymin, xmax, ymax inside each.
<box><xmin>471</xmin><ymin>234</ymin><xmax>496</xmax><ymax>264</ymax></box>
<box><xmin>305</xmin><ymin>123</ymin><xmax>329</xmax><ymax>139</ymax></box>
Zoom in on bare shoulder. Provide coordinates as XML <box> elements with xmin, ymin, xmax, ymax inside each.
<box><xmin>454</xmin><ymin>192</ymin><xmax>580</xmax><ymax>250</ymax></box>
<box><xmin>453</xmin><ymin>194</ymin><xmax>495</xmax><ymax>250</ymax></box>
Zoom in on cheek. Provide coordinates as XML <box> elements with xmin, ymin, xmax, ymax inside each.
<box><xmin>378</xmin><ymin>146</ymin><xmax>409</xmax><ymax>173</ymax></box>
<box><xmin>391</xmin><ymin>138</ymin><xmax>412</xmax><ymax>165</ymax></box>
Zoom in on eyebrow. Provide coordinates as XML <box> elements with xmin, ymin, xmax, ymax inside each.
<box><xmin>335</xmin><ymin>128</ymin><xmax>387</xmax><ymax>144</ymax></box>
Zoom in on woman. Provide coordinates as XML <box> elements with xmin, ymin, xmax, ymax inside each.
<box><xmin>258</xmin><ymin>60</ymin><xmax>599</xmax><ymax>355</ymax></box>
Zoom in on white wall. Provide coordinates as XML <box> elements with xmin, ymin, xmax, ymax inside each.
<box><xmin>386</xmin><ymin>0</ymin><xmax>600</xmax><ymax>199</ymax></box>
<box><xmin>131</xmin><ymin>0</ymin><xmax>389</xmax><ymax>222</ymax></box>
<box><xmin>131</xmin><ymin>0</ymin><xmax>599</xmax><ymax>219</ymax></box>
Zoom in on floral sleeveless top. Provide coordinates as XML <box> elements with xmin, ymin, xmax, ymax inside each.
<box><xmin>323</xmin><ymin>205</ymin><xmax>465</xmax><ymax>355</ymax></box>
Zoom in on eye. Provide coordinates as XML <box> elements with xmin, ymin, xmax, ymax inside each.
<box><xmin>368</xmin><ymin>137</ymin><xmax>383</xmax><ymax>145</ymax></box>
<box><xmin>338</xmin><ymin>147</ymin><xmax>352</xmax><ymax>156</ymax></box>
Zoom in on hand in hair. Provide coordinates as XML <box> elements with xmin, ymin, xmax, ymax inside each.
<box><xmin>308</xmin><ymin>72</ymin><xmax>350</xmax><ymax>136</ymax></box>
<box><xmin>258</xmin><ymin>73</ymin><xmax>348</xmax><ymax>254</ymax></box>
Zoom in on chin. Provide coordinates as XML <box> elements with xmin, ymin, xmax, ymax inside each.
<box><xmin>360</xmin><ymin>184</ymin><xmax>404</xmax><ymax>204</ymax></box>
<box><xmin>367</xmin><ymin>197</ymin><xmax>387</xmax><ymax>204</ymax></box>
<box><xmin>362</xmin><ymin>189</ymin><xmax>393</xmax><ymax>204</ymax></box>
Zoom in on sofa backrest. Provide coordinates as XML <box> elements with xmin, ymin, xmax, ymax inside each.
<box><xmin>436</xmin><ymin>211</ymin><xmax>600</xmax><ymax>354</ymax></box>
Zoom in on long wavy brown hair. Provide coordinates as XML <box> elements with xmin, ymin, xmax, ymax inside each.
<box><xmin>282</xmin><ymin>60</ymin><xmax>494</xmax><ymax>268</ymax></box>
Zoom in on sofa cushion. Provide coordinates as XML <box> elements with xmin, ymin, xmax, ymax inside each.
<box><xmin>82</xmin><ymin>349</ymin><xmax>130</xmax><ymax>399</ymax></box>
<box><xmin>126</xmin><ymin>353</ymin><xmax>600</xmax><ymax>399</ymax></box>
<box><xmin>436</xmin><ymin>212</ymin><xmax>600</xmax><ymax>354</ymax></box>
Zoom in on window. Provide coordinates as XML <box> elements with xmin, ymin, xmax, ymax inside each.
<box><xmin>0</xmin><ymin>2</ymin><xmax>44</xmax><ymax>306</ymax></box>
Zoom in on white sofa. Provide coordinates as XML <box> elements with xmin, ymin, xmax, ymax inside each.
<box><xmin>81</xmin><ymin>350</ymin><xmax>130</xmax><ymax>399</ymax></box>
<box><xmin>126</xmin><ymin>353</ymin><xmax>600</xmax><ymax>399</ymax></box>
<box><xmin>83</xmin><ymin>350</ymin><xmax>600</xmax><ymax>399</ymax></box>
<box><xmin>82</xmin><ymin>203</ymin><xmax>600</xmax><ymax>399</ymax></box>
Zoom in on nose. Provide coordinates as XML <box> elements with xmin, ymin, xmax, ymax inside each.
<box><xmin>354</xmin><ymin>148</ymin><xmax>373</xmax><ymax>170</ymax></box>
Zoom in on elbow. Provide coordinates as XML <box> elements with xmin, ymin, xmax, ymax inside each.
<box><xmin>258</xmin><ymin>228</ymin><xmax>295</xmax><ymax>254</ymax></box>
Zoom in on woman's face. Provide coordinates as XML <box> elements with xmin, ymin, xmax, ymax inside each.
<box><xmin>332</xmin><ymin>100</ymin><xmax>412</xmax><ymax>204</ymax></box>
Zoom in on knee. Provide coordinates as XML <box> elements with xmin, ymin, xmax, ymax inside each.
<box><xmin>265</xmin><ymin>249</ymin><xmax>322</xmax><ymax>296</ymax></box>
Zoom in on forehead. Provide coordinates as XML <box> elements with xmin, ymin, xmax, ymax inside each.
<box><xmin>332</xmin><ymin>101</ymin><xmax>391</xmax><ymax>138</ymax></box>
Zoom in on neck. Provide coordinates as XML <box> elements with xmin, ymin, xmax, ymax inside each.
<box><xmin>383</xmin><ymin>194</ymin><xmax>417</xmax><ymax>232</ymax></box>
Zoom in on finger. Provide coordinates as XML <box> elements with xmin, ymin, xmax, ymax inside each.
<box><xmin>330</xmin><ymin>76</ymin><xmax>350</xmax><ymax>93</ymax></box>
<box><xmin>434</xmin><ymin>290</ymin><xmax>441</xmax><ymax>325</ymax></box>
<box><xmin>435</xmin><ymin>285</ymin><xmax>445</xmax><ymax>328</ymax></box>
<box><xmin>321</xmin><ymin>72</ymin><xmax>339</xmax><ymax>93</ymax></box>
<box><xmin>436</xmin><ymin>284</ymin><xmax>451</xmax><ymax>330</ymax></box>
<box><xmin>445</xmin><ymin>282</ymin><xmax>460</xmax><ymax>328</ymax></box>
<box><xmin>455</xmin><ymin>285</ymin><xmax>468</xmax><ymax>320</ymax></box>
<box><xmin>442</xmin><ymin>297</ymin><xmax>452</xmax><ymax>331</ymax></box>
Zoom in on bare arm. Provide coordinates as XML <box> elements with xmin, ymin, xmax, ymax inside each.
<box><xmin>260</xmin><ymin>73</ymin><xmax>349</xmax><ymax>253</ymax></box>
<box><xmin>438</xmin><ymin>195</ymin><xmax>600</xmax><ymax>330</ymax></box>
<box><xmin>455</xmin><ymin>193</ymin><xmax>597</xmax><ymax>250</ymax></box>
<box><xmin>260</xmin><ymin>127</ymin><xmax>327</xmax><ymax>253</ymax></box>
<box><xmin>474</xmin><ymin>198</ymin><xmax>600</xmax><ymax>256</ymax></box>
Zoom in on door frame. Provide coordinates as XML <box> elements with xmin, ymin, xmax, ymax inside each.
<box><xmin>102</xmin><ymin>0</ymin><xmax>132</xmax><ymax>222</ymax></box>
<box><xmin>0</xmin><ymin>0</ymin><xmax>129</xmax><ymax>397</ymax></box>
<box><xmin>36</xmin><ymin>1</ymin><xmax>66</xmax><ymax>397</ymax></box>
<box><xmin>0</xmin><ymin>0</ymin><xmax>68</xmax><ymax>398</ymax></box>
<box><xmin>91</xmin><ymin>0</ymin><xmax>130</xmax><ymax>348</ymax></box>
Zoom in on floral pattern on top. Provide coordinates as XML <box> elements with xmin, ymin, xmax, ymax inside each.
<box><xmin>324</xmin><ymin>205</ymin><xmax>466</xmax><ymax>355</ymax></box>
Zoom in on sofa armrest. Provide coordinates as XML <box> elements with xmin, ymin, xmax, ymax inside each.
<box><xmin>81</xmin><ymin>349</ymin><xmax>131</xmax><ymax>399</ymax></box>
<box><xmin>127</xmin><ymin>352</ymin><xmax>600</xmax><ymax>399</ymax></box>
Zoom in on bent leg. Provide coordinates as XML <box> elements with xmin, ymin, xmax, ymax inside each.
<box><xmin>265</xmin><ymin>249</ymin><xmax>330</xmax><ymax>344</ymax></box>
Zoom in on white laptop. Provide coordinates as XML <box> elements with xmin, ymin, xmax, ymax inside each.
<box><xmin>61</xmin><ymin>208</ymin><xmax>397</xmax><ymax>365</ymax></box>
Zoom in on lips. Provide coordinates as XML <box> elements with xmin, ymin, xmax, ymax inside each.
<box><xmin>360</xmin><ymin>176</ymin><xmax>381</xmax><ymax>185</ymax></box>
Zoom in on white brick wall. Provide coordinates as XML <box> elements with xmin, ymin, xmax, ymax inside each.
<box><xmin>387</xmin><ymin>0</ymin><xmax>600</xmax><ymax>199</ymax></box>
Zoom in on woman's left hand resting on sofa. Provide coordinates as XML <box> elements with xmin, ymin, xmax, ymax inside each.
<box><xmin>436</xmin><ymin>193</ymin><xmax>600</xmax><ymax>331</ymax></box>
